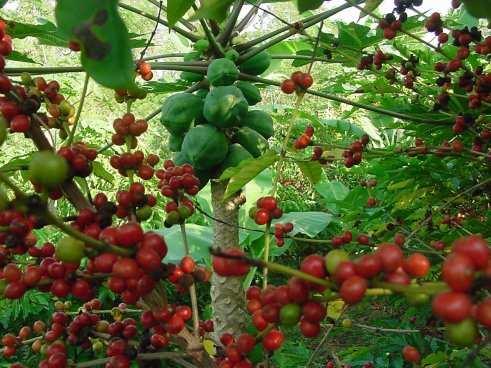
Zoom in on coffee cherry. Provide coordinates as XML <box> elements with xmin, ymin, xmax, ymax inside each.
<box><xmin>476</xmin><ymin>298</ymin><xmax>491</xmax><ymax>328</ymax></box>
<box><xmin>28</xmin><ymin>151</ymin><xmax>69</xmax><ymax>189</ymax></box>
<box><xmin>340</xmin><ymin>276</ymin><xmax>367</xmax><ymax>304</ymax></box>
<box><xmin>299</xmin><ymin>319</ymin><xmax>320</xmax><ymax>337</ymax></box>
<box><xmin>281</xmin><ymin>79</ymin><xmax>296</xmax><ymax>94</ymax></box>
<box><xmin>442</xmin><ymin>253</ymin><xmax>474</xmax><ymax>292</ymax></box>
<box><xmin>402</xmin><ymin>253</ymin><xmax>430</xmax><ymax>277</ymax></box>
<box><xmin>445</xmin><ymin>318</ymin><xmax>478</xmax><ymax>347</ymax></box>
<box><xmin>55</xmin><ymin>236</ymin><xmax>85</xmax><ymax>264</ymax></box>
<box><xmin>432</xmin><ymin>291</ymin><xmax>472</xmax><ymax>323</ymax></box>
<box><xmin>402</xmin><ymin>345</ymin><xmax>420</xmax><ymax>363</ymax></box>
<box><xmin>452</xmin><ymin>235</ymin><xmax>489</xmax><ymax>270</ymax></box>
<box><xmin>262</xmin><ymin>329</ymin><xmax>284</xmax><ymax>351</ymax></box>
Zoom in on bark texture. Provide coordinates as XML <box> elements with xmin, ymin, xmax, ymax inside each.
<box><xmin>210</xmin><ymin>181</ymin><xmax>247</xmax><ymax>340</ymax></box>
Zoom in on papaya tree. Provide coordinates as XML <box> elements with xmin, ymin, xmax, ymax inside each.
<box><xmin>0</xmin><ymin>0</ymin><xmax>490</xmax><ymax>367</ymax></box>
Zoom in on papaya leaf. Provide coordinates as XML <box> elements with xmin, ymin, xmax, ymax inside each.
<box><xmin>220</xmin><ymin>151</ymin><xmax>279</xmax><ymax>199</ymax></box>
<box><xmin>296</xmin><ymin>160</ymin><xmax>323</xmax><ymax>185</ymax></box>
<box><xmin>55</xmin><ymin>0</ymin><xmax>136</xmax><ymax>90</ymax></box>
<box><xmin>193</xmin><ymin>0</ymin><xmax>235</xmax><ymax>22</ymax></box>
<box><xmin>295</xmin><ymin>0</ymin><xmax>324</xmax><ymax>13</ymax></box>
<box><xmin>272</xmin><ymin>212</ymin><xmax>332</xmax><ymax>237</ymax></box>
<box><xmin>358</xmin><ymin>0</ymin><xmax>383</xmax><ymax>20</ymax></box>
<box><xmin>167</xmin><ymin>0</ymin><xmax>194</xmax><ymax>27</ymax></box>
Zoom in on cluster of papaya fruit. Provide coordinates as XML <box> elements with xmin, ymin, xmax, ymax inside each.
<box><xmin>160</xmin><ymin>44</ymin><xmax>273</xmax><ymax>187</ymax></box>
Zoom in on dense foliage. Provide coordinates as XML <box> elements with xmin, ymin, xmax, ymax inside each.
<box><xmin>0</xmin><ymin>0</ymin><xmax>490</xmax><ymax>367</ymax></box>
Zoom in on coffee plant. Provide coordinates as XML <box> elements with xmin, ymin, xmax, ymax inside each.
<box><xmin>0</xmin><ymin>0</ymin><xmax>490</xmax><ymax>367</ymax></box>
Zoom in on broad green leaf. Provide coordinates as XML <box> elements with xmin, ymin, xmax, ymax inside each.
<box><xmin>337</xmin><ymin>22</ymin><xmax>380</xmax><ymax>51</ymax></box>
<box><xmin>6</xmin><ymin>50</ymin><xmax>37</xmax><ymax>64</ymax></box>
<box><xmin>143</xmin><ymin>80</ymin><xmax>189</xmax><ymax>93</ymax></box>
<box><xmin>315</xmin><ymin>180</ymin><xmax>349</xmax><ymax>202</ymax></box>
<box><xmin>167</xmin><ymin>0</ymin><xmax>195</xmax><ymax>27</ymax></box>
<box><xmin>0</xmin><ymin>1</ymin><xmax>7</xmax><ymax>8</ymax></box>
<box><xmin>7</xmin><ymin>20</ymin><xmax>67</xmax><ymax>47</ymax></box>
<box><xmin>295</xmin><ymin>0</ymin><xmax>323</xmax><ymax>13</ymax></box>
<box><xmin>272</xmin><ymin>212</ymin><xmax>332</xmax><ymax>237</ymax></box>
<box><xmin>296</xmin><ymin>160</ymin><xmax>323</xmax><ymax>185</ymax></box>
<box><xmin>320</xmin><ymin>119</ymin><xmax>366</xmax><ymax>137</ymax></box>
<box><xmin>193</xmin><ymin>0</ymin><xmax>235</xmax><ymax>22</ymax></box>
<box><xmin>55</xmin><ymin>0</ymin><xmax>136</xmax><ymax>90</ymax></box>
<box><xmin>220</xmin><ymin>151</ymin><xmax>279</xmax><ymax>199</ymax></box>
<box><xmin>158</xmin><ymin>224</ymin><xmax>213</xmax><ymax>264</ymax></box>
<box><xmin>92</xmin><ymin>161</ymin><xmax>114</xmax><ymax>184</ymax></box>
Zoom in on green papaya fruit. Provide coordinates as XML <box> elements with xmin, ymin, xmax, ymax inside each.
<box><xmin>234</xmin><ymin>127</ymin><xmax>269</xmax><ymax>158</ymax></box>
<box><xmin>194</xmin><ymin>39</ymin><xmax>210</xmax><ymax>53</ymax></box>
<box><xmin>195</xmin><ymin>88</ymin><xmax>209</xmax><ymax>99</ymax></box>
<box><xmin>238</xmin><ymin>50</ymin><xmax>271</xmax><ymax>76</ymax></box>
<box><xmin>180</xmin><ymin>52</ymin><xmax>203</xmax><ymax>82</ymax></box>
<box><xmin>207</xmin><ymin>58</ymin><xmax>239</xmax><ymax>86</ymax></box>
<box><xmin>220</xmin><ymin>143</ymin><xmax>253</xmax><ymax>171</ymax></box>
<box><xmin>203</xmin><ymin>86</ymin><xmax>248</xmax><ymax>128</ymax></box>
<box><xmin>160</xmin><ymin>93</ymin><xmax>203</xmax><ymax>135</ymax></box>
<box><xmin>242</xmin><ymin>110</ymin><xmax>274</xmax><ymax>139</ymax></box>
<box><xmin>181</xmin><ymin>125</ymin><xmax>229</xmax><ymax>170</ymax></box>
<box><xmin>235</xmin><ymin>81</ymin><xmax>262</xmax><ymax>106</ymax></box>
<box><xmin>224</xmin><ymin>49</ymin><xmax>240</xmax><ymax>62</ymax></box>
<box><xmin>168</xmin><ymin>134</ymin><xmax>184</xmax><ymax>152</ymax></box>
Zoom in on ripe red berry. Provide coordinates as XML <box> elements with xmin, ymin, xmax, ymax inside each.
<box><xmin>432</xmin><ymin>291</ymin><xmax>472</xmax><ymax>323</ymax></box>
<box><xmin>442</xmin><ymin>253</ymin><xmax>475</xmax><ymax>292</ymax></box>
<box><xmin>402</xmin><ymin>345</ymin><xmax>420</xmax><ymax>363</ymax></box>
<box><xmin>452</xmin><ymin>235</ymin><xmax>489</xmax><ymax>270</ymax></box>
<box><xmin>354</xmin><ymin>254</ymin><xmax>382</xmax><ymax>279</ymax></box>
<box><xmin>254</xmin><ymin>209</ymin><xmax>270</xmax><ymax>225</ymax></box>
<box><xmin>476</xmin><ymin>298</ymin><xmax>491</xmax><ymax>328</ymax></box>
<box><xmin>403</xmin><ymin>252</ymin><xmax>430</xmax><ymax>278</ymax></box>
<box><xmin>377</xmin><ymin>243</ymin><xmax>403</xmax><ymax>273</ymax></box>
<box><xmin>340</xmin><ymin>276</ymin><xmax>367</xmax><ymax>304</ymax></box>
<box><xmin>262</xmin><ymin>329</ymin><xmax>284</xmax><ymax>351</ymax></box>
<box><xmin>281</xmin><ymin>79</ymin><xmax>296</xmax><ymax>94</ymax></box>
<box><xmin>300</xmin><ymin>254</ymin><xmax>327</xmax><ymax>280</ymax></box>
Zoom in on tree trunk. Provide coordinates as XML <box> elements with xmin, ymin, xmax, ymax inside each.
<box><xmin>210</xmin><ymin>181</ymin><xmax>247</xmax><ymax>340</ymax></box>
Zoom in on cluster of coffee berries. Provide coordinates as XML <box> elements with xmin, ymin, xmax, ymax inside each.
<box><xmin>273</xmin><ymin>222</ymin><xmax>294</xmax><ymax>246</ymax></box>
<box><xmin>432</xmin><ymin>235</ymin><xmax>490</xmax><ymax>346</ymax></box>
<box><xmin>217</xmin><ymin>332</ymin><xmax>256</xmax><ymax>367</ymax></box>
<box><xmin>399</xmin><ymin>55</ymin><xmax>420</xmax><ymax>89</ymax></box>
<box><xmin>475</xmin><ymin>36</ymin><xmax>491</xmax><ymax>55</ymax></box>
<box><xmin>245</xmin><ymin>274</ymin><xmax>328</xmax><ymax>340</ymax></box>
<box><xmin>167</xmin><ymin>255</ymin><xmax>211</xmax><ymax>293</ymax></box>
<box><xmin>110</xmin><ymin>151</ymin><xmax>157</xmax><ymax>180</ymax></box>
<box><xmin>378</xmin><ymin>13</ymin><xmax>402</xmax><ymax>40</ymax></box>
<box><xmin>57</xmin><ymin>142</ymin><xmax>98</xmax><ymax>178</ymax></box>
<box><xmin>331</xmin><ymin>230</ymin><xmax>353</xmax><ymax>248</ymax></box>
<box><xmin>111</xmin><ymin>113</ymin><xmax>148</xmax><ymax>146</ymax></box>
<box><xmin>250</xmin><ymin>196</ymin><xmax>283</xmax><ymax>225</ymax></box>
<box><xmin>0</xmin><ymin>207</ymin><xmax>40</xmax><ymax>259</ymax></box>
<box><xmin>114</xmin><ymin>183</ymin><xmax>156</xmax><ymax>221</ymax></box>
<box><xmin>156</xmin><ymin>160</ymin><xmax>200</xmax><ymax>226</ymax></box>
<box><xmin>281</xmin><ymin>71</ymin><xmax>314</xmax><ymax>94</ymax></box>
<box><xmin>343</xmin><ymin>134</ymin><xmax>369</xmax><ymax>168</ymax></box>
<box><xmin>425</xmin><ymin>12</ymin><xmax>443</xmax><ymax>36</ymax></box>
<box><xmin>357</xmin><ymin>49</ymin><xmax>390</xmax><ymax>71</ymax></box>
<box><xmin>294</xmin><ymin>125</ymin><xmax>314</xmax><ymax>149</ymax></box>
<box><xmin>452</xmin><ymin>114</ymin><xmax>475</xmax><ymax>134</ymax></box>
<box><xmin>136</xmin><ymin>60</ymin><xmax>153</xmax><ymax>81</ymax></box>
<box><xmin>212</xmin><ymin>247</ymin><xmax>250</xmax><ymax>277</ymax></box>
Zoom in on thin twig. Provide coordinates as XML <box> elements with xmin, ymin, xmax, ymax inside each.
<box><xmin>139</xmin><ymin>0</ymin><xmax>163</xmax><ymax>61</ymax></box>
<box><xmin>67</xmin><ymin>73</ymin><xmax>90</xmax><ymax>146</ymax></box>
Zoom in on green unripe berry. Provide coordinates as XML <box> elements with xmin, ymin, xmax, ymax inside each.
<box><xmin>28</xmin><ymin>151</ymin><xmax>69</xmax><ymax>189</ymax></box>
<box><xmin>55</xmin><ymin>236</ymin><xmax>86</xmax><ymax>263</ymax></box>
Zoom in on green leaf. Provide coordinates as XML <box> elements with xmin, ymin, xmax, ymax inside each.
<box><xmin>0</xmin><ymin>1</ymin><xmax>7</xmax><ymax>8</ymax></box>
<box><xmin>158</xmin><ymin>224</ymin><xmax>213</xmax><ymax>264</ymax></box>
<box><xmin>142</xmin><ymin>80</ymin><xmax>189</xmax><ymax>93</ymax></box>
<box><xmin>295</xmin><ymin>0</ymin><xmax>324</xmax><ymax>13</ymax></box>
<box><xmin>315</xmin><ymin>180</ymin><xmax>349</xmax><ymax>202</ymax></box>
<box><xmin>6</xmin><ymin>50</ymin><xmax>38</xmax><ymax>64</ymax></box>
<box><xmin>167</xmin><ymin>0</ymin><xmax>195</xmax><ymax>27</ymax></box>
<box><xmin>92</xmin><ymin>161</ymin><xmax>114</xmax><ymax>184</ymax></box>
<box><xmin>220</xmin><ymin>151</ymin><xmax>279</xmax><ymax>199</ymax></box>
<box><xmin>193</xmin><ymin>0</ymin><xmax>235</xmax><ymax>22</ymax></box>
<box><xmin>296</xmin><ymin>160</ymin><xmax>323</xmax><ymax>185</ymax></box>
<box><xmin>55</xmin><ymin>0</ymin><xmax>136</xmax><ymax>90</ymax></box>
<box><xmin>359</xmin><ymin>0</ymin><xmax>383</xmax><ymax>20</ymax></box>
<box><xmin>272</xmin><ymin>212</ymin><xmax>332</xmax><ymax>237</ymax></box>
<box><xmin>7</xmin><ymin>20</ymin><xmax>68</xmax><ymax>47</ymax></box>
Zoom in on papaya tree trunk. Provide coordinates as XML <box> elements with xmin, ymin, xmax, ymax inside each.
<box><xmin>210</xmin><ymin>181</ymin><xmax>248</xmax><ymax>340</ymax></box>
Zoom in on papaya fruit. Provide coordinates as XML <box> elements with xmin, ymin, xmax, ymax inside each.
<box><xmin>207</xmin><ymin>58</ymin><xmax>239</xmax><ymax>86</ymax></box>
<box><xmin>181</xmin><ymin>125</ymin><xmax>228</xmax><ymax>170</ymax></box>
<box><xmin>238</xmin><ymin>50</ymin><xmax>271</xmax><ymax>76</ymax></box>
<box><xmin>160</xmin><ymin>92</ymin><xmax>203</xmax><ymax>135</ymax></box>
<box><xmin>168</xmin><ymin>134</ymin><xmax>184</xmax><ymax>152</ymax></box>
<box><xmin>235</xmin><ymin>81</ymin><xmax>262</xmax><ymax>106</ymax></box>
<box><xmin>194</xmin><ymin>39</ymin><xmax>210</xmax><ymax>53</ymax></box>
<box><xmin>234</xmin><ymin>127</ymin><xmax>269</xmax><ymax>158</ymax></box>
<box><xmin>180</xmin><ymin>52</ymin><xmax>203</xmax><ymax>82</ymax></box>
<box><xmin>203</xmin><ymin>86</ymin><xmax>248</xmax><ymax>128</ymax></box>
<box><xmin>225</xmin><ymin>49</ymin><xmax>240</xmax><ymax>62</ymax></box>
<box><xmin>242</xmin><ymin>110</ymin><xmax>274</xmax><ymax>139</ymax></box>
<box><xmin>220</xmin><ymin>143</ymin><xmax>253</xmax><ymax>171</ymax></box>
<box><xmin>195</xmin><ymin>88</ymin><xmax>209</xmax><ymax>99</ymax></box>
